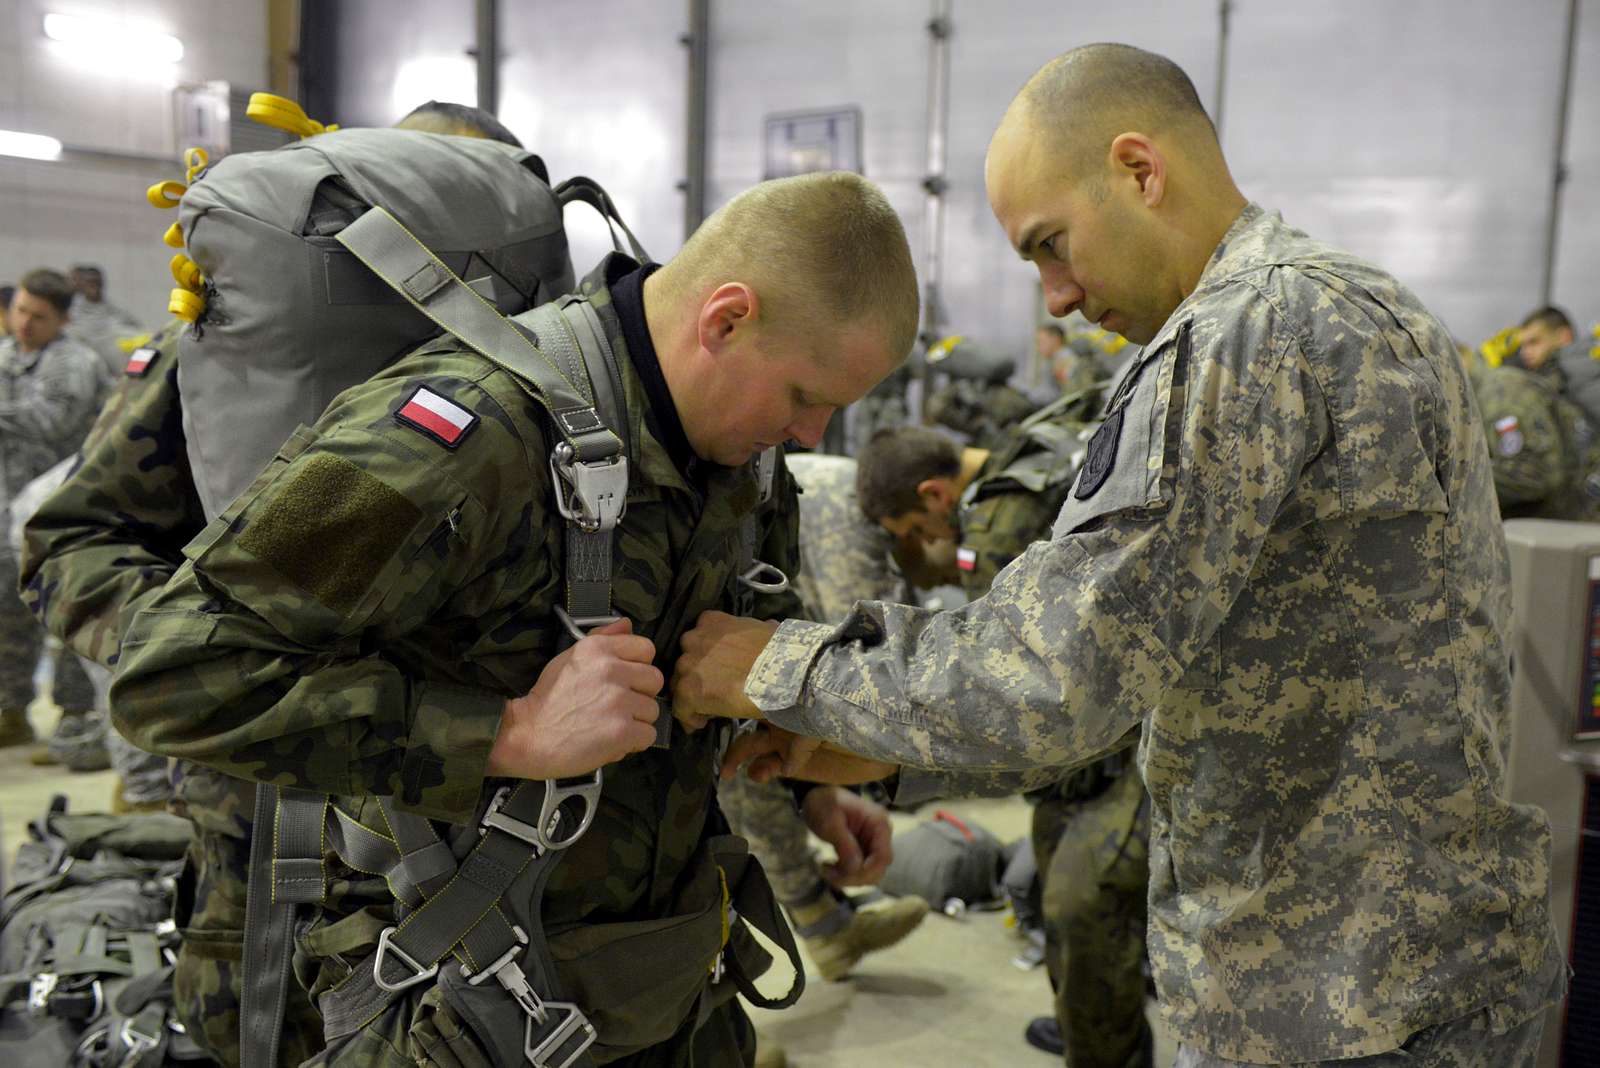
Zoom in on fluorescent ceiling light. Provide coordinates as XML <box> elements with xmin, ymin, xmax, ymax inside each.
<box><xmin>44</xmin><ymin>12</ymin><xmax>184</xmax><ymax>64</ymax></box>
<box><xmin>0</xmin><ymin>130</ymin><xmax>63</xmax><ymax>161</ymax></box>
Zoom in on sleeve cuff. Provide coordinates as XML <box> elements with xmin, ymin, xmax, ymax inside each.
<box><xmin>743</xmin><ymin>618</ymin><xmax>837</xmax><ymax>713</ymax></box>
<box><xmin>394</xmin><ymin>682</ymin><xmax>505</xmax><ymax>822</ymax></box>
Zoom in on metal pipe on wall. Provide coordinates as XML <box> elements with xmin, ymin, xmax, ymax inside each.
<box><xmin>1541</xmin><ymin>0</ymin><xmax>1580</xmax><ymax>304</ymax></box>
<box><xmin>915</xmin><ymin>0</ymin><xmax>953</xmax><ymax>419</ymax></box>
<box><xmin>682</xmin><ymin>0</ymin><xmax>711</xmax><ymax>240</ymax></box>
<box><xmin>475</xmin><ymin>0</ymin><xmax>499</xmax><ymax>115</ymax></box>
<box><xmin>1213</xmin><ymin>0</ymin><xmax>1232</xmax><ymax>137</ymax></box>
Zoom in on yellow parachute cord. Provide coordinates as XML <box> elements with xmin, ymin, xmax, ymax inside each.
<box><xmin>184</xmin><ymin>147</ymin><xmax>209</xmax><ymax>183</ymax></box>
<box><xmin>146</xmin><ymin>180</ymin><xmax>187</xmax><ymax>209</ymax></box>
<box><xmin>246</xmin><ymin>93</ymin><xmax>339</xmax><ymax>139</ymax></box>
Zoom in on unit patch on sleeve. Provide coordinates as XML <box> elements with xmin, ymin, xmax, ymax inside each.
<box><xmin>1493</xmin><ymin>414</ymin><xmax>1524</xmax><ymax>458</ymax></box>
<box><xmin>395</xmin><ymin>386</ymin><xmax>479</xmax><ymax>449</ymax></box>
<box><xmin>125</xmin><ymin>346</ymin><xmax>159</xmax><ymax>377</ymax></box>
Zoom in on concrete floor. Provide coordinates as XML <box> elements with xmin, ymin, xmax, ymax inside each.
<box><xmin>747</xmin><ymin>795</ymin><xmax>1178</xmax><ymax>1067</ymax></box>
<box><xmin>0</xmin><ymin>706</ymin><xmax>1178</xmax><ymax>1068</ymax></box>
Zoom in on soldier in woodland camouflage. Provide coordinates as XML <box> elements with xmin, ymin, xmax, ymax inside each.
<box><xmin>1472</xmin><ymin>360</ymin><xmax>1600</xmax><ymax>521</ymax></box>
<box><xmin>112</xmin><ymin>172</ymin><xmax>919</xmax><ymax>1066</ymax></box>
<box><xmin>18</xmin><ymin>322</ymin><xmax>327</xmax><ymax>1063</ymax></box>
<box><xmin>675</xmin><ymin>44</ymin><xmax>1564</xmax><ymax>1067</ymax></box>
<box><xmin>21</xmin><ymin>104</ymin><xmax>580</xmax><ymax>1068</ymax></box>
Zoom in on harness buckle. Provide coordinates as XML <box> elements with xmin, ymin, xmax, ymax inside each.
<box><xmin>549</xmin><ymin>442</ymin><xmax>627</xmax><ymax>533</ymax></box>
<box><xmin>120</xmin><ymin>1015</ymin><xmax>163</xmax><ymax>1061</ymax></box>
<box><xmin>737</xmin><ymin>561</ymin><xmax>790</xmax><ymax>596</ymax></box>
<box><xmin>27</xmin><ymin>972</ymin><xmax>57</xmax><ymax>1014</ymax></box>
<box><xmin>372</xmin><ymin>926</ymin><xmax>439</xmax><ymax>993</ymax></box>
<box><xmin>462</xmin><ymin>929</ymin><xmax>597</xmax><ymax>1068</ymax></box>
<box><xmin>524</xmin><ymin>998</ymin><xmax>597</xmax><ymax>1068</ymax></box>
<box><xmin>552</xmin><ymin>604</ymin><xmax>622</xmax><ymax>643</ymax></box>
<box><xmin>481</xmin><ymin>775</ymin><xmax>602</xmax><ymax>854</ymax></box>
<box><xmin>462</xmin><ymin>926</ymin><xmax>530</xmax><ymax>988</ymax></box>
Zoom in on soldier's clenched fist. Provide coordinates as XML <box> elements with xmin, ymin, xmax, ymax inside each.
<box><xmin>487</xmin><ymin>618</ymin><xmax>662</xmax><ymax>779</ymax></box>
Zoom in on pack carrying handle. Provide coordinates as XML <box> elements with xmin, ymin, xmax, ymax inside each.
<box><xmin>554</xmin><ymin>177</ymin><xmax>650</xmax><ymax>263</ymax></box>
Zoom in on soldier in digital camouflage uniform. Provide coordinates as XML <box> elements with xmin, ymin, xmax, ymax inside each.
<box><xmin>676</xmin><ymin>45</ymin><xmax>1565</xmax><ymax>1068</ymax></box>
<box><xmin>718</xmin><ymin>451</ymin><xmax>928</xmax><ymax>983</ymax></box>
<box><xmin>18</xmin><ymin>320</ymin><xmax>328</xmax><ymax>1064</ymax></box>
<box><xmin>0</xmin><ymin>269</ymin><xmax>107</xmax><ymax>755</ymax></box>
<box><xmin>858</xmin><ymin>417</ymin><xmax>1151</xmax><ymax>1067</ymax></box>
<box><xmin>1472</xmin><ymin>359</ymin><xmax>1600</xmax><ymax>521</ymax></box>
<box><xmin>111</xmin><ymin>172</ymin><xmax>919</xmax><ymax>1067</ymax></box>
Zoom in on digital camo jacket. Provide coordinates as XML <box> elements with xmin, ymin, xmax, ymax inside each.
<box><xmin>741</xmin><ymin>204</ymin><xmax>1564</xmax><ymax>1062</ymax></box>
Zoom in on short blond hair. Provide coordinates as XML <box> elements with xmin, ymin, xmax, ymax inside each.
<box><xmin>663</xmin><ymin>172</ymin><xmax>919</xmax><ymax>362</ymax></box>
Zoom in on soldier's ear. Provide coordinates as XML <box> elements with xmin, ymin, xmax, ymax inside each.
<box><xmin>697</xmin><ymin>283</ymin><xmax>758</xmax><ymax>356</ymax></box>
<box><xmin>917</xmin><ymin>478</ymin><xmax>954</xmax><ymax>513</ymax></box>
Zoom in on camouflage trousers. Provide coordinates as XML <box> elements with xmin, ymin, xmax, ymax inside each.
<box><xmin>717</xmin><ymin>774</ymin><xmax>824</xmax><ymax>906</ymax></box>
<box><xmin>1173</xmin><ymin>1004</ymin><xmax>1545</xmax><ymax>1067</ymax></box>
<box><xmin>1033</xmin><ymin>767</ymin><xmax>1152</xmax><ymax>1068</ymax></box>
<box><xmin>169</xmin><ymin>760</ymin><xmax>324</xmax><ymax>1066</ymax></box>
<box><xmin>0</xmin><ymin>552</ymin><xmax>93</xmax><ymax>712</ymax></box>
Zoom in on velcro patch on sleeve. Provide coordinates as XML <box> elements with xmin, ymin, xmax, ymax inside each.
<box><xmin>395</xmin><ymin>386</ymin><xmax>479</xmax><ymax>449</ymax></box>
<box><xmin>237</xmin><ymin>453</ymin><xmax>423</xmax><ymax>616</ymax></box>
<box><xmin>125</xmin><ymin>346</ymin><xmax>159</xmax><ymax>377</ymax></box>
<box><xmin>956</xmin><ymin>546</ymin><xmax>977</xmax><ymax>571</ymax></box>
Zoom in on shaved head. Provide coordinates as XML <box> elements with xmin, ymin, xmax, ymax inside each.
<box><xmin>985</xmin><ymin>45</ymin><xmax>1245</xmax><ymax>344</ymax></box>
<box><xmin>1010</xmin><ymin>43</ymin><xmax>1218</xmax><ymax>179</ymax></box>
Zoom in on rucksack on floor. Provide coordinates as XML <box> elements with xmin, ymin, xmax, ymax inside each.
<box><xmin>880</xmin><ymin>810</ymin><xmax>1009</xmax><ymax>911</ymax></box>
<box><xmin>149</xmin><ymin>94</ymin><xmax>643</xmax><ymax>520</ymax></box>
<box><xmin>0</xmin><ymin>797</ymin><xmax>205</xmax><ymax>1065</ymax></box>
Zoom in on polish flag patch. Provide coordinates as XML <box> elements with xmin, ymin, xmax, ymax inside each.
<box><xmin>395</xmin><ymin>386</ymin><xmax>479</xmax><ymax>448</ymax></box>
<box><xmin>956</xmin><ymin>546</ymin><xmax>977</xmax><ymax>572</ymax></box>
<box><xmin>124</xmin><ymin>346</ymin><xmax>159</xmax><ymax>377</ymax></box>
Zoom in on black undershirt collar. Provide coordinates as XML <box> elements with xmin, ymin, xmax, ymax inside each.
<box><xmin>607</xmin><ymin>261</ymin><xmax>700</xmax><ymax>480</ymax></box>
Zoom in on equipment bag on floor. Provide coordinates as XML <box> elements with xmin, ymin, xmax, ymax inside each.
<box><xmin>0</xmin><ymin>796</ymin><xmax>207</xmax><ymax>1064</ymax></box>
<box><xmin>880</xmin><ymin>810</ymin><xmax>1008</xmax><ymax>911</ymax></box>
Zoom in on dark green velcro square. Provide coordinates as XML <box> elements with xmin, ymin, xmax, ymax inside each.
<box><xmin>239</xmin><ymin>453</ymin><xmax>424</xmax><ymax>616</ymax></box>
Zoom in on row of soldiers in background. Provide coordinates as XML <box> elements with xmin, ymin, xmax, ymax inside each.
<box><xmin>0</xmin><ymin>267</ymin><xmax>159</xmax><ymax>798</ymax></box>
<box><xmin>898</xmin><ymin>316</ymin><xmax>1131</xmax><ymax>453</ymax></box>
<box><xmin>1469</xmin><ymin>305</ymin><xmax>1600</xmax><ymax>521</ymax></box>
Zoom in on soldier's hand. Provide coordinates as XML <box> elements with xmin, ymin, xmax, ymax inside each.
<box><xmin>487</xmin><ymin>618</ymin><xmax>661</xmax><ymax>779</ymax></box>
<box><xmin>801</xmin><ymin>786</ymin><xmax>895</xmax><ymax>888</ymax></box>
<box><xmin>671</xmin><ymin>611</ymin><xmax>777</xmax><ymax>730</ymax></box>
<box><xmin>722</xmin><ymin>725</ymin><xmax>896</xmax><ymax>785</ymax></box>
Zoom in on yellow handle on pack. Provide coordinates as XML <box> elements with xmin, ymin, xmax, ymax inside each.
<box><xmin>163</xmin><ymin>222</ymin><xmax>185</xmax><ymax>249</ymax></box>
<box><xmin>246</xmin><ymin>93</ymin><xmax>339</xmax><ymax>139</ymax></box>
<box><xmin>184</xmin><ymin>147</ymin><xmax>209</xmax><ymax>183</ymax></box>
<box><xmin>147</xmin><ymin>180</ymin><xmax>187</xmax><ymax>209</ymax></box>
<box><xmin>168</xmin><ymin>288</ymin><xmax>206</xmax><ymax>323</ymax></box>
<box><xmin>170</xmin><ymin>254</ymin><xmax>204</xmax><ymax>291</ymax></box>
<box><xmin>117</xmin><ymin>334</ymin><xmax>153</xmax><ymax>355</ymax></box>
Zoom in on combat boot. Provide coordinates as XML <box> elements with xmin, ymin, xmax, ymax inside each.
<box><xmin>31</xmin><ymin>709</ymin><xmax>111</xmax><ymax>771</ymax></box>
<box><xmin>795</xmin><ymin>894</ymin><xmax>930</xmax><ymax>981</ymax></box>
<box><xmin>0</xmin><ymin>709</ymin><xmax>34</xmax><ymax>747</ymax></box>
